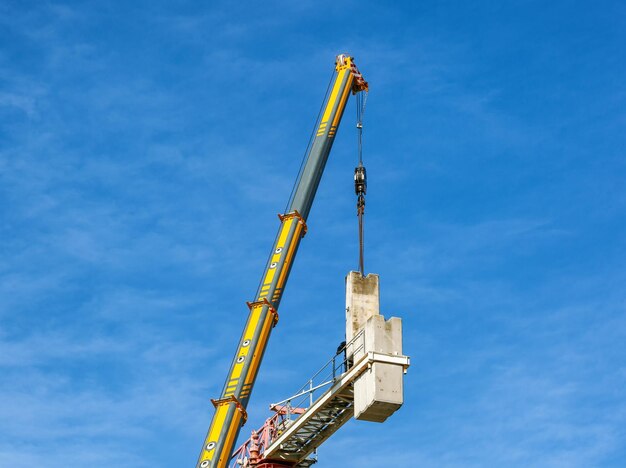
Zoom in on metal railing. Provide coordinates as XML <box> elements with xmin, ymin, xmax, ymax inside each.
<box><xmin>229</xmin><ymin>330</ymin><xmax>365</xmax><ymax>467</ymax></box>
<box><xmin>270</xmin><ymin>329</ymin><xmax>364</xmax><ymax>419</ymax></box>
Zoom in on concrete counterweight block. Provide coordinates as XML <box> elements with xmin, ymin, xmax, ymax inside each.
<box><xmin>354</xmin><ymin>315</ymin><xmax>404</xmax><ymax>422</ymax></box>
<box><xmin>345</xmin><ymin>271</ymin><xmax>406</xmax><ymax>423</ymax></box>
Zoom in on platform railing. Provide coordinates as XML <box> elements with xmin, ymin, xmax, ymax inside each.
<box><xmin>271</xmin><ymin>329</ymin><xmax>364</xmax><ymax>419</ymax></box>
<box><xmin>229</xmin><ymin>330</ymin><xmax>365</xmax><ymax>467</ymax></box>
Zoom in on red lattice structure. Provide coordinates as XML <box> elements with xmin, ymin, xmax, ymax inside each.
<box><xmin>230</xmin><ymin>405</ymin><xmax>307</xmax><ymax>468</ymax></box>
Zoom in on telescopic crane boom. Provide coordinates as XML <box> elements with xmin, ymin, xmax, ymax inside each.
<box><xmin>197</xmin><ymin>55</ymin><xmax>368</xmax><ymax>468</ymax></box>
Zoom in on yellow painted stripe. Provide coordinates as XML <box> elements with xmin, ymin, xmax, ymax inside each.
<box><xmin>260</xmin><ymin>217</ymin><xmax>292</xmax><ymax>290</ymax></box>
<box><xmin>200</xmin><ymin>404</ymin><xmax>230</xmax><ymax>462</ymax></box>
<box><xmin>277</xmin><ymin>218</ymin><xmax>293</xmax><ymax>248</ymax></box>
<box><xmin>228</xmin><ymin>305</ymin><xmax>262</xmax><ymax>381</ymax></box>
<box><xmin>277</xmin><ymin>223</ymin><xmax>303</xmax><ymax>289</ymax></box>
<box><xmin>243</xmin><ymin>312</ymin><xmax>274</xmax><ymax>386</ymax></box>
<box><xmin>242</xmin><ymin>305</ymin><xmax>262</xmax><ymax>339</ymax></box>
<box><xmin>262</xmin><ymin>267</ymin><xmax>276</xmax><ymax>287</ymax></box>
<box><xmin>218</xmin><ymin>411</ymin><xmax>242</xmax><ymax>466</ymax></box>
<box><xmin>331</xmin><ymin>74</ymin><xmax>353</xmax><ymax>129</ymax></box>
<box><xmin>321</xmin><ymin>68</ymin><xmax>348</xmax><ymax>124</ymax></box>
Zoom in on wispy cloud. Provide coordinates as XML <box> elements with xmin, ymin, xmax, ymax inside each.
<box><xmin>1</xmin><ymin>1</ymin><xmax>624</xmax><ymax>467</ymax></box>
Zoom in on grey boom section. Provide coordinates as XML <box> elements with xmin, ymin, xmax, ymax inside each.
<box><xmin>288</xmin><ymin>69</ymin><xmax>353</xmax><ymax>220</ymax></box>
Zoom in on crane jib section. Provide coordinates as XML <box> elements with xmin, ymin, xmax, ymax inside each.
<box><xmin>197</xmin><ymin>55</ymin><xmax>368</xmax><ymax>468</ymax></box>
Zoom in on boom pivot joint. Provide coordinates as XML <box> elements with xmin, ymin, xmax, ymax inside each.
<box><xmin>211</xmin><ymin>395</ymin><xmax>248</xmax><ymax>425</ymax></box>
<box><xmin>246</xmin><ymin>298</ymin><xmax>279</xmax><ymax>327</ymax></box>
<box><xmin>277</xmin><ymin>210</ymin><xmax>308</xmax><ymax>237</ymax></box>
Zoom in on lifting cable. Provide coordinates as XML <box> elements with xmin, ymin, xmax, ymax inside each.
<box><xmin>354</xmin><ymin>91</ymin><xmax>368</xmax><ymax>276</ymax></box>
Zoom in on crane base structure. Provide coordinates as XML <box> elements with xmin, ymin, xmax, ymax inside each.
<box><xmin>229</xmin><ymin>272</ymin><xmax>409</xmax><ymax>467</ymax></box>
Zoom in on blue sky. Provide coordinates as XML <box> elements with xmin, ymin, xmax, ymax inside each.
<box><xmin>1</xmin><ymin>1</ymin><xmax>625</xmax><ymax>467</ymax></box>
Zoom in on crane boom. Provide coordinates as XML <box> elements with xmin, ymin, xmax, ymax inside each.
<box><xmin>196</xmin><ymin>55</ymin><xmax>368</xmax><ymax>468</ymax></box>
